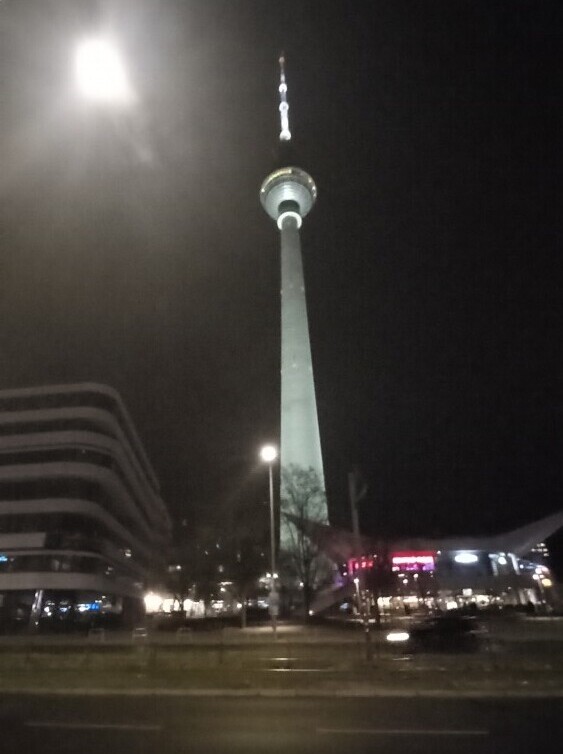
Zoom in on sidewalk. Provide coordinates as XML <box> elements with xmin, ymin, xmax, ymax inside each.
<box><xmin>1</xmin><ymin>620</ymin><xmax>563</xmax><ymax>698</ymax></box>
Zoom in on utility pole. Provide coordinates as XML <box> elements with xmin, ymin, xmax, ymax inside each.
<box><xmin>348</xmin><ymin>469</ymin><xmax>373</xmax><ymax>662</ymax></box>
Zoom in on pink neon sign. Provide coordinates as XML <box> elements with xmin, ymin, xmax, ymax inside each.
<box><xmin>391</xmin><ymin>552</ymin><xmax>436</xmax><ymax>572</ymax></box>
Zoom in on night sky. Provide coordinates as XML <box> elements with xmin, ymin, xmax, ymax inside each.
<box><xmin>1</xmin><ymin>2</ymin><xmax>561</xmax><ymax>560</ymax></box>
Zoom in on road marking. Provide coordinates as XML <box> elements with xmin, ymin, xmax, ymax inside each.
<box><xmin>317</xmin><ymin>728</ymin><xmax>489</xmax><ymax>736</ymax></box>
<box><xmin>25</xmin><ymin>721</ymin><xmax>161</xmax><ymax>731</ymax></box>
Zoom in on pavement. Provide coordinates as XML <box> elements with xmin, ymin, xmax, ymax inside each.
<box><xmin>1</xmin><ymin>616</ymin><xmax>563</xmax><ymax>698</ymax></box>
<box><xmin>0</xmin><ymin>619</ymin><xmax>563</xmax><ymax>697</ymax></box>
<box><xmin>0</xmin><ymin>619</ymin><xmax>562</xmax><ymax>752</ymax></box>
<box><xmin>1</xmin><ymin>692</ymin><xmax>562</xmax><ymax>753</ymax></box>
<box><xmin>1</xmin><ymin>613</ymin><xmax>562</xmax><ymax>646</ymax></box>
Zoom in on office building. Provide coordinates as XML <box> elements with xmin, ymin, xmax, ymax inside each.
<box><xmin>0</xmin><ymin>383</ymin><xmax>171</xmax><ymax>631</ymax></box>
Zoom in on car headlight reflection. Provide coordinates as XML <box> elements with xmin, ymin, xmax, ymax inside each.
<box><xmin>386</xmin><ymin>631</ymin><xmax>410</xmax><ymax>643</ymax></box>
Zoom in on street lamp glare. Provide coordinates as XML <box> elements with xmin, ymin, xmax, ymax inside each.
<box><xmin>75</xmin><ymin>37</ymin><xmax>133</xmax><ymax>104</ymax></box>
<box><xmin>260</xmin><ymin>445</ymin><xmax>278</xmax><ymax>463</ymax></box>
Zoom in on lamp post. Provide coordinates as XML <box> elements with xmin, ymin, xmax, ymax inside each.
<box><xmin>260</xmin><ymin>444</ymin><xmax>278</xmax><ymax>638</ymax></box>
<box><xmin>348</xmin><ymin>468</ymin><xmax>374</xmax><ymax>662</ymax></box>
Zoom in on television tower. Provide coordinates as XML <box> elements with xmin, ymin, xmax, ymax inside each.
<box><xmin>260</xmin><ymin>56</ymin><xmax>329</xmax><ymax>550</ymax></box>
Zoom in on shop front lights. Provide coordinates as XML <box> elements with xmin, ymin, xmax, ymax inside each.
<box><xmin>454</xmin><ymin>552</ymin><xmax>479</xmax><ymax>564</ymax></box>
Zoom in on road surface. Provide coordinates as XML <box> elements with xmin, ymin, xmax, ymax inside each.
<box><xmin>1</xmin><ymin>692</ymin><xmax>562</xmax><ymax>753</ymax></box>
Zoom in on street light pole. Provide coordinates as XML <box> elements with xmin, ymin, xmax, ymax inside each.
<box><xmin>268</xmin><ymin>460</ymin><xmax>277</xmax><ymax>638</ymax></box>
<box><xmin>348</xmin><ymin>468</ymin><xmax>373</xmax><ymax>662</ymax></box>
<box><xmin>260</xmin><ymin>445</ymin><xmax>278</xmax><ymax>638</ymax></box>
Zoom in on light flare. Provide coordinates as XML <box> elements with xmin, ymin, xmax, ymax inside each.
<box><xmin>75</xmin><ymin>37</ymin><xmax>134</xmax><ymax>104</ymax></box>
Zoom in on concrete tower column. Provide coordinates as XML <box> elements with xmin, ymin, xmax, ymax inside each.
<box><xmin>278</xmin><ymin>213</ymin><xmax>327</xmax><ymax>550</ymax></box>
<box><xmin>280</xmin><ymin>214</ymin><xmax>325</xmax><ymax>482</ymax></box>
<box><xmin>260</xmin><ymin>58</ymin><xmax>329</xmax><ymax>556</ymax></box>
<box><xmin>261</xmin><ymin>169</ymin><xmax>329</xmax><ymax>551</ymax></box>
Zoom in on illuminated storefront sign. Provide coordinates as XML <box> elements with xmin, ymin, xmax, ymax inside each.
<box><xmin>391</xmin><ymin>552</ymin><xmax>436</xmax><ymax>572</ymax></box>
<box><xmin>347</xmin><ymin>557</ymin><xmax>375</xmax><ymax>574</ymax></box>
<box><xmin>346</xmin><ymin>551</ymin><xmax>438</xmax><ymax>575</ymax></box>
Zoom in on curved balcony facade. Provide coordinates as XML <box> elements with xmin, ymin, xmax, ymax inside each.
<box><xmin>0</xmin><ymin>383</ymin><xmax>171</xmax><ymax>631</ymax></box>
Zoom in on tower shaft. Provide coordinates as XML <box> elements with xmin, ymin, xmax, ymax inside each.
<box><xmin>260</xmin><ymin>57</ymin><xmax>329</xmax><ymax>556</ymax></box>
<box><xmin>279</xmin><ymin>215</ymin><xmax>328</xmax><ymax>548</ymax></box>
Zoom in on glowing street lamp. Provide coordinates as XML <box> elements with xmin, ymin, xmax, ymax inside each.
<box><xmin>74</xmin><ymin>37</ymin><xmax>134</xmax><ymax>104</ymax></box>
<box><xmin>260</xmin><ymin>445</ymin><xmax>278</xmax><ymax>464</ymax></box>
<box><xmin>260</xmin><ymin>444</ymin><xmax>278</xmax><ymax>637</ymax></box>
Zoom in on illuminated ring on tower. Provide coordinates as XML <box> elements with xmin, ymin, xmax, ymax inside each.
<box><xmin>277</xmin><ymin>210</ymin><xmax>302</xmax><ymax>229</ymax></box>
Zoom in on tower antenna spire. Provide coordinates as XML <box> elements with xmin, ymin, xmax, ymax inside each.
<box><xmin>278</xmin><ymin>54</ymin><xmax>291</xmax><ymax>142</ymax></box>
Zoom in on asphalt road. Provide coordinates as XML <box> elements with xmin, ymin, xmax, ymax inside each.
<box><xmin>1</xmin><ymin>693</ymin><xmax>562</xmax><ymax>754</ymax></box>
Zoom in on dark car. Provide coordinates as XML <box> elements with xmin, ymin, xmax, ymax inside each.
<box><xmin>386</xmin><ymin>614</ymin><xmax>484</xmax><ymax>652</ymax></box>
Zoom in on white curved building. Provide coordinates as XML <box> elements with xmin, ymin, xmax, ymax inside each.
<box><xmin>0</xmin><ymin>383</ymin><xmax>171</xmax><ymax>631</ymax></box>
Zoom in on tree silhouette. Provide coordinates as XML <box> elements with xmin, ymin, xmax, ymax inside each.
<box><xmin>220</xmin><ymin>497</ymin><xmax>269</xmax><ymax>627</ymax></box>
<box><xmin>165</xmin><ymin>523</ymin><xmax>219</xmax><ymax>612</ymax></box>
<box><xmin>280</xmin><ymin>464</ymin><xmax>332</xmax><ymax>618</ymax></box>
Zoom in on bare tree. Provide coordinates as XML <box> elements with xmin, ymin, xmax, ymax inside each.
<box><xmin>281</xmin><ymin>464</ymin><xmax>332</xmax><ymax>618</ymax></box>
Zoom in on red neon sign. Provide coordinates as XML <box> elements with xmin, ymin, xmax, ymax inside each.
<box><xmin>347</xmin><ymin>557</ymin><xmax>375</xmax><ymax>574</ymax></box>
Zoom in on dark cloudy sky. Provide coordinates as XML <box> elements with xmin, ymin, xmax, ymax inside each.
<box><xmin>1</xmin><ymin>2</ymin><xmax>561</xmax><ymax>552</ymax></box>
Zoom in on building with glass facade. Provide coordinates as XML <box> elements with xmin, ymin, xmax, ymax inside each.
<box><xmin>289</xmin><ymin>511</ymin><xmax>563</xmax><ymax>614</ymax></box>
<box><xmin>0</xmin><ymin>383</ymin><xmax>171</xmax><ymax>631</ymax></box>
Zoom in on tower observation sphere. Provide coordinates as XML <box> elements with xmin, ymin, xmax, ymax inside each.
<box><xmin>260</xmin><ymin>57</ymin><xmax>329</xmax><ymax>555</ymax></box>
<box><xmin>260</xmin><ymin>167</ymin><xmax>317</xmax><ymax>229</ymax></box>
